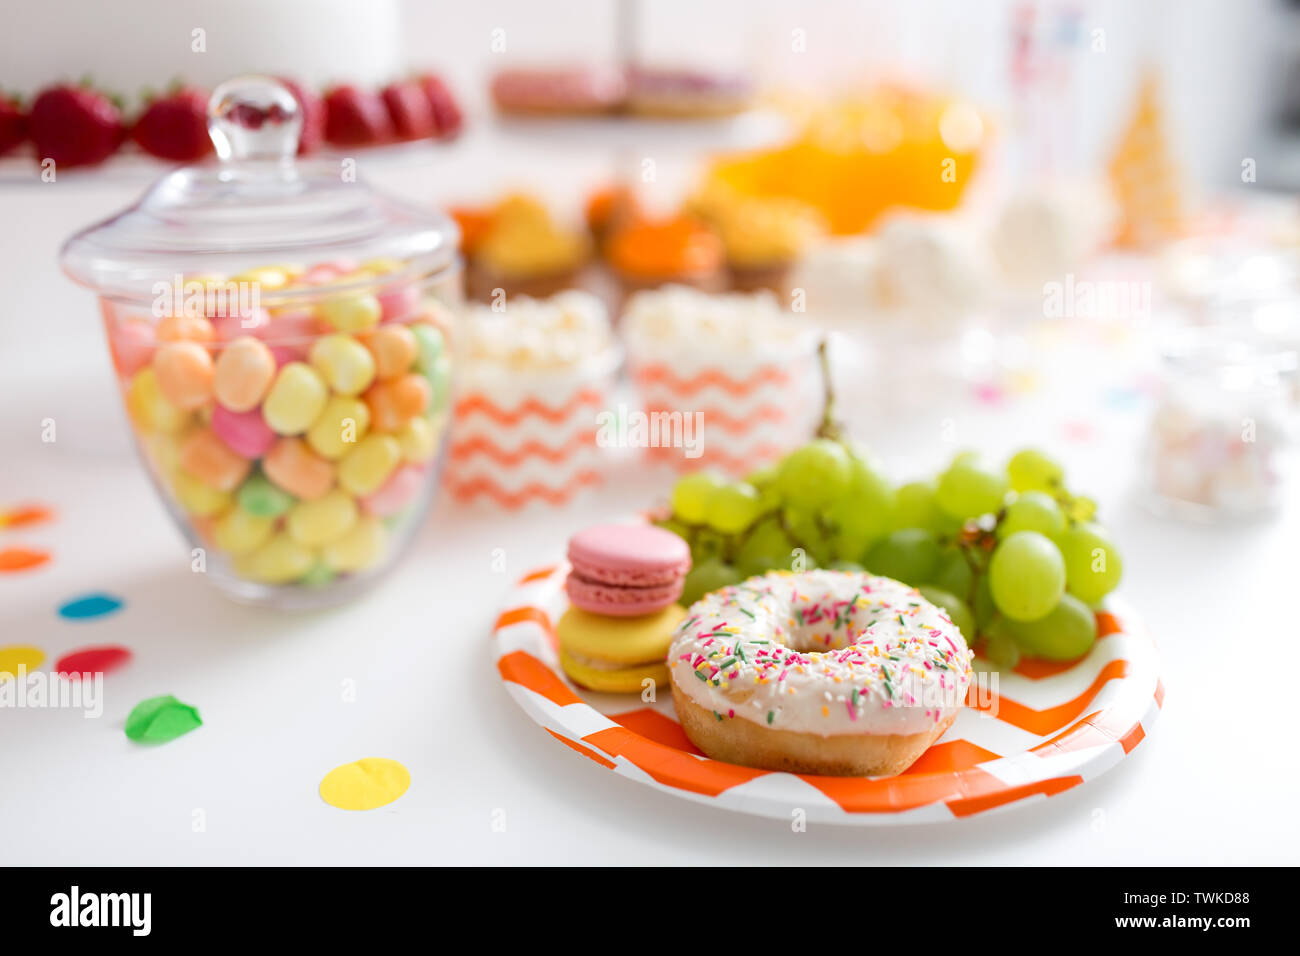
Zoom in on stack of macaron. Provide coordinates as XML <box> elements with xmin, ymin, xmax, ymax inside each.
<box><xmin>556</xmin><ymin>523</ymin><xmax>692</xmax><ymax>693</ymax></box>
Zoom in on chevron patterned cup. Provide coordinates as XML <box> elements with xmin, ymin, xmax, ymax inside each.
<box><xmin>445</xmin><ymin>348</ymin><xmax>622</xmax><ymax>508</ymax></box>
<box><xmin>627</xmin><ymin>344</ymin><xmax>820</xmax><ymax>476</ymax></box>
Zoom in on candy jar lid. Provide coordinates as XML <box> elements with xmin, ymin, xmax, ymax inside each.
<box><xmin>60</xmin><ymin>75</ymin><xmax>458</xmax><ymax>304</ymax></box>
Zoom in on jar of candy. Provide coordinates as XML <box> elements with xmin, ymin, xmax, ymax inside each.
<box><xmin>1141</xmin><ymin>323</ymin><xmax>1297</xmax><ymax>520</ymax></box>
<box><xmin>60</xmin><ymin>76</ymin><xmax>459</xmax><ymax>608</ymax></box>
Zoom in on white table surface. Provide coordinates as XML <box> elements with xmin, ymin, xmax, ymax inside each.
<box><xmin>2</xmin><ymin>171</ymin><xmax>1297</xmax><ymax>866</ymax></box>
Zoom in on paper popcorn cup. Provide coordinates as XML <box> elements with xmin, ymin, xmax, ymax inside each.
<box><xmin>627</xmin><ymin>344</ymin><xmax>819</xmax><ymax>475</ymax></box>
<box><xmin>445</xmin><ymin>350</ymin><xmax>621</xmax><ymax>508</ymax></box>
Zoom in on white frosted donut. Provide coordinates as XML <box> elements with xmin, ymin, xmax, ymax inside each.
<box><xmin>668</xmin><ymin>569</ymin><xmax>974</xmax><ymax>776</ymax></box>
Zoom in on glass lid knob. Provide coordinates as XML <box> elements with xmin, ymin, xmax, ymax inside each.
<box><xmin>207</xmin><ymin>75</ymin><xmax>302</xmax><ymax>165</ymax></box>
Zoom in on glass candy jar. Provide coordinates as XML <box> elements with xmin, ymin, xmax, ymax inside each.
<box><xmin>1142</xmin><ymin>324</ymin><xmax>1296</xmax><ymax>520</ymax></box>
<box><xmin>60</xmin><ymin>76</ymin><xmax>460</xmax><ymax>608</ymax></box>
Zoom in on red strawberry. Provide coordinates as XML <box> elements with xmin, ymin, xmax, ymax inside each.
<box><xmin>0</xmin><ymin>95</ymin><xmax>26</xmax><ymax>156</ymax></box>
<box><xmin>417</xmin><ymin>73</ymin><xmax>463</xmax><ymax>139</ymax></box>
<box><xmin>277</xmin><ymin>76</ymin><xmax>324</xmax><ymax>155</ymax></box>
<box><xmin>29</xmin><ymin>84</ymin><xmax>125</xmax><ymax>167</ymax></box>
<box><xmin>133</xmin><ymin>86</ymin><xmax>211</xmax><ymax>162</ymax></box>
<box><xmin>323</xmin><ymin>85</ymin><xmax>392</xmax><ymax>146</ymax></box>
<box><xmin>381</xmin><ymin>80</ymin><xmax>436</xmax><ymax>140</ymax></box>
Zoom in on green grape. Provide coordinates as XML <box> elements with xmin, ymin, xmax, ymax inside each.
<box><xmin>782</xmin><ymin>505</ymin><xmax>831</xmax><ymax>565</ymax></box>
<box><xmin>705</xmin><ymin>482</ymin><xmax>763</xmax><ymax>534</ymax></box>
<box><xmin>1007</xmin><ymin>448</ymin><xmax>1064</xmax><ymax>493</ymax></box>
<box><xmin>917</xmin><ymin>585</ymin><xmax>976</xmax><ymax>642</ymax></box>
<box><xmin>828</xmin><ymin>560</ymin><xmax>865</xmax><ymax>572</ymax></box>
<box><xmin>776</xmin><ymin>439</ymin><xmax>852</xmax><ymax>509</ymax></box>
<box><xmin>824</xmin><ymin>454</ymin><xmax>895</xmax><ymax>545</ymax></box>
<box><xmin>671</xmin><ymin>471</ymin><xmax>725</xmax><ymax>524</ymax></box>
<box><xmin>892</xmin><ymin>481</ymin><xmax>943</xmax><ymax>532</ymax></box>
<box><xmin>734</xmin><ymin>518</ymin><xmax>795</xmax><ymax>576</ymax></box>
<box><xmin>865</xmin><ymin>529</ymin><xmax>941</xmax><ymax>584</ymax></box>
<box><xmin>1004</xmin><ymin>593</ymin><xmax>1098</xmax><ymax>661</ymax></box>
<box><xmin>680</xmin><ymin>559</ymin><xmax>743</xmax><ymax>606</ymax></box>
<box><xmin>930</xmin><ymin>547</ymin><xmax>974</xmax><ymax>599</ymax></box>
<box><xmin>972</xmin><ymin>573</ymin><xmax>996</xmax><ymax>628</ymax></box>
<box><xmin>654</xmin><ymin>516</ymin><xmax>691</xmax><ymax>541</ymax></box>
<box><xmin>1066</xmin><ymin>495</ymin><xmax>1097</xmax><ymax>524</ymax></box>
<box><xmin>998</xmin><ymin>490</ymin><xmax>1066</xmax><ymax>540</ymax></box>
<box><xmin>981</xmin><ymin>618</ymin><xmax>1021</xmax><ymax>669</ymax></box>
<box><xmin>744</xmin><ymin>463</ymin><xmax>780</xmax><ymax>489</ymax></box>
<box><xmin>988</xmin><ymin>531</ymin><xmax>1066</xmax><ymax>621</ymax></box>
<box><xmin>1058</xmin><ymin>522</ymin><xmax>1123</xmax><ymax>603</ymax></box>
<box><xmin>690</xmin><ymin>528</ymin><xmax>727</xmax><ymax>564</ymax></box>
<box><xmin>935</xmin><ymin>459</ymin><xmax>1009</xmax><ymax>521</ymax></box>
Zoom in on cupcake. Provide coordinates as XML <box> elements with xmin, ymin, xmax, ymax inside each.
<box><xmin>621</xmin><ymin>286</ymin><xmax>819</xmax><ymax>475</ymax></box>
<box><xmin>584</xmin><ymin>184</ymin><xmax>644</xmax><ymax>253</ymax></box>
<box><xmin>467</xmin><ymin>194</ymin><xmax>591</xmax><ymax>303</ymax></box>
<box><xmin>691</xmin><ymin>186</ymin><xmax>824</xmax><ymax>297</ymax></box>
<box><xmin>447</xmin><ymin>290</ymin><xmax>619</xmax><ymax>507</ymax></box>
<box><xmin>605</xmin><ymin>215</ymin><xmax>725</xmax><ymax>303</ymax></box>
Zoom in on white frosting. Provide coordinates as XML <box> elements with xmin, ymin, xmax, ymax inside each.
<box><xmin>670</xmin><ymin>570</ymin><xmax>973</xmax><ymax>737</ymax></box>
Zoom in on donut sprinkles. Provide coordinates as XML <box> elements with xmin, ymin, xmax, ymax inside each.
<box><xmin>669</xmin><ymin>570</ymin><xmax>974</xmax><ymax>741</ymax></box>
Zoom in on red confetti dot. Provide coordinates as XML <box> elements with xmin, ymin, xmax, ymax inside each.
<box><xmin>54</xmin><ymin>645</ymin><xmax>133</xmax><ymax>679</ymax></box>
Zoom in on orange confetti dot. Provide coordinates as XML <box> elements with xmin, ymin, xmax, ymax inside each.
<box><xmin>0</xmin><ymin>547</ymin><xmax>51</xmax><ymax>572</ymax></box>
<box><xmin>0</xmin><ymin>504</ymin><xmax>55</xmax><ymax>529</ymax></box>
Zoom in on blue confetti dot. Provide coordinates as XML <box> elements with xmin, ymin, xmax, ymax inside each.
<box><xmin>58</xmin><ymin>593</ymin><xmax>124</xmax><ymax>621</ymax></box>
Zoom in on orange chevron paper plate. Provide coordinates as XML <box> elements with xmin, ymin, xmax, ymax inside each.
<box><xmin>495</xmin><ymin>561</ymin><xmax>1163</xmax><ymax>824</ymax></box>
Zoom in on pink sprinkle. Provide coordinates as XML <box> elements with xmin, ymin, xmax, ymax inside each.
<box><xmin>846</xmin><ymin>700</ymin><xmax>857</xmax><ymax>720</ymax></box>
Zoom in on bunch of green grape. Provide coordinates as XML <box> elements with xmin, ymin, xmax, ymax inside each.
<box><xmin>658</xmin><ymin>444</ymin><xmax>1122</xmax><ymax>668</ymax></box>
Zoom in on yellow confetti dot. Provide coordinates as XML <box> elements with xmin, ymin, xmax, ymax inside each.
<box><xmin>319</xmin><ymin>757</ymin><xmax>410</xmax><ymax>811</ymax></box>
<box><xmin>0</xmin><ymin>645</ymin><xmax>44</xmax><ymax>680</ymax></box>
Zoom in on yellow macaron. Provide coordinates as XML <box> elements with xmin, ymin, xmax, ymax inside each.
<box><xmin>558</xmin><ymin>650</ymin><xmax>671</xmax><ymax>695</ymax></box>
<box><xmin>556</xmin><ymin>604</ymin><xmax>686</xmax><ymax>693</ymax></box>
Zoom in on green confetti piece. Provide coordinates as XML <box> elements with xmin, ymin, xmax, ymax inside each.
<box><xmin>125</xmin><ymin>694</ymin><xmax>202</xmax><ymax>743</ymax></box>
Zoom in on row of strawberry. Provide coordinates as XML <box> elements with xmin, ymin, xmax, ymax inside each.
<box><xmin>0</xmin><ymin>73</ymin><xmax>462</xmax><ymax>168</ymax></box>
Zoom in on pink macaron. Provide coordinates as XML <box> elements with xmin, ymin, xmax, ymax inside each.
<box><xmin>565</xmin><ymin>523</ymin><xmax>691</xmax><ymax>617</ymax></box>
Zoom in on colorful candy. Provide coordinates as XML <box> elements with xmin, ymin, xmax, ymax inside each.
<box><xmin>262</xmin><ymin>361</ymin><xmax>328</xmax><ymax>435</ymax></box>
<box><xmin>235</xmin><ymin>533</ymin><xmax>315</xmax><ymax>584</ymax></box>
<box><xmin>126</xmin><ymin>367</ymin><xmax>189</xmax><ymax>433</ymax></box>
<box><xmin>108</xmin><ymin>259</ymin><xmax>451</xmax><ymax>593</ymax></box>
<box><xmin>213</xmin><ymin>336</ymin><xmax>276</xmax><ymax>411</ymax></box>
<box><xmin>337</xmin><ymin>433</ymin><xmax>402</xmax><ymax>497</ymax></box>
<box><xmin>236</xmin><ymin>471</ymin><xmax>296</xmax><ymax>517</ymax></box>
<box><xmin>262</xmin><ymin>437</ymin><xmax>335</xmax><ymax>501</ymax></box>
<box><xmin>306</xmin><ymin>395</ymin><xmax>371</xmax><ymax>460</ymax></box>
<box><xmin>178</xmin><ymin>429</ymin><xmax>252</xmax><ymax>492</ymax></box>
<box><xmin>212</xmin><ymin>508</ymin><xmax>275</xmax><ymax>555</ymax></box>
<box><xmin>286</xmin><ymin>488</ymin><xmax>358</xmax><ymax>546</ymax></box>
<box><xmin>322</xmin><ymin>517</ymin><xmax>387</xmax><ymax>572</ymax></box>
<box><xmin>364</xmin><ymin>374</ymin><xmax>430</xmax><ymax>432</ymax></box>
<box><xmin>361</xmin><ymin>464</ymin><xmax>426</xmax><ymax>517</ymax></box>
<box><xmin>309</xmin><ymin>334</ymin><xmax>376</xmax><ymax>396</ymax></box>
<box><xmin>211</xmin><ymin>404</ymin><xmax>276</xmax><ymax>459</ymax></box>
<box><xmin>317</xmin><ymin>294</ymin><xmax>382</xmax><ymax>333</ymax></box>
<box><xmin>362</xmin><ymin>325</ymin><xmax>419</xmax><ymax>380</ymax></box>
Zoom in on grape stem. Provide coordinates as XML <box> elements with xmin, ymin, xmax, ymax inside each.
<box><xmin>813</xmin><ymin>338</ymin><xmax>845</xmax><ymax>443</ymax></box>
